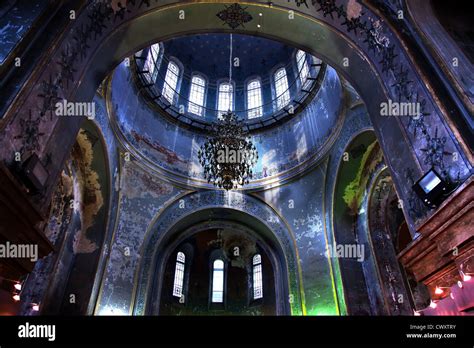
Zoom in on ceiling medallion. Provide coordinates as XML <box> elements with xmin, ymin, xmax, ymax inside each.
<box><xmin>216</xmin><ymin>3</ymin><xmax>253</xmax><ymax>30</ymax></box>
<box><xmin>198</xmin><ymin>111</ymin><xmax>258</xmax><ymax>191</ymax></box>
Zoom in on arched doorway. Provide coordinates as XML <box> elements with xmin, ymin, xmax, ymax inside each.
<box><xmin>332</xmin><ymin>130</ymin><xmax>383</xmax><ymax>315</ymax></box>
<box><xmin>143</xmin><ymin>206</ymin><xmax>294</xmax><ymax>315</ymax></box>
<box><xmin>158</xmin><ymin>220</ymin><xmax>278</xmax><ymax>315</ymax></box>
<box><xmin>132</xmin><ymin>190</ymin><xmax>302</xmax><ymax>316</ymax></box>
<box><xmin>333</xmin><ymin>129</ymin><xmax>430</xmax><ymax>315</ymax></box>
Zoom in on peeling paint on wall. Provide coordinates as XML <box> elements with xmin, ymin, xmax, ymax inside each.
<box><xmin>343</xmin><ymin>141</ymin><xmax>384</xmax><ymax>215</ymax></box>
<box><xmin>72</xmin><ymin>130</ymin><xmax>103</xmax><ymax>254</ymax></box>
<box><xmin>121</xmin><ymin>162</ymin><xmax>173</xmax><ymax>199</ymax></box>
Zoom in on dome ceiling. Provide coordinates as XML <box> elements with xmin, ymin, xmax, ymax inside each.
<box><xmin>109</xmin><ymin>58</ymin><xmax>344</xmax><ymax>190</ymax></box>
<box><xmin>162</xmin><ymin>33</ymin><xmax>295</xmax><ymax>83</ymax></box>
<box><xmin>107</xmin><ymin>34</ymin><xmax>346</xmax><ymax>190</ymax></box>
<box><xmin>134</xmin><ymin>33</ymin><xmax>324</xmax><ymax>131</ymax></box>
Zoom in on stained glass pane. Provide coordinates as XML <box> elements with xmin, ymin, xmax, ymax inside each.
<box><xmin>163</xmin><ymin>61</ymin><xmax>180</xmax><ymax>104</ymax></box>
<box><xmin>188</xmin><ymin>75</ymin><xmax>206</xmax><ymax>116</ymax></box>
<box><xmin>212</xmin><ymin>259</ymin><xmax>225</xmax><ymax>303</ymax></box>
<box><xmin>274</xmin><ymin>68</ymin><xmax>290</xmax><ymax>110</ymax></box>
<box><xmin>144</xmin><ymin>43</ymin><xmax>160</xmax><ymax>83</ymax></box>
<box><xmin>172</xmin><ymin>252</ymin><xmax>185</xmax><ymax>298</ymax></box>
<box><xmin>247</xmin><ymin>80</ymin><xmax>263</xmax><ymax>119</ymax></box>
<box><xmin>253</xmin><ymin>254</ymin><xmax>263</xmax><ymax>300</ymax></box>
<box><xmin>218</xmin><ymin>83</ymin><xmax>234</xmax><ymax>118</ymax></box>
<box><xmin>296</xmin><ymin>49</ymin><xmax>310</xmax><ymax>88</ymax></box>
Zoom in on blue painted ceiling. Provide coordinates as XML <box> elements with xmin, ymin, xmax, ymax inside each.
<box><xmin>161</xmin><ymin>33</ymin><xmax>296</xmax><ymax>83</ymax></box>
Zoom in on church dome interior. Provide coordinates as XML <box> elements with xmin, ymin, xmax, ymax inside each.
<box><xmin>110</xmin><ymin>33</ymin><xmax>341</xmax><ymax>189</ymax></box>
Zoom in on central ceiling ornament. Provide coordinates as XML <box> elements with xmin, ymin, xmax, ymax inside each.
<box><xmin>198</xmin><ymin>34</ymin><xmax>258</xmax><ymax>191</ymax></box>
<box><xmin>216</xmin><ymin>3</ymin><xmax>253</xmax><ymax>30</ymax></box>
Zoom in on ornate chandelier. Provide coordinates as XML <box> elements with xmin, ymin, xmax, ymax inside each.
<box><xmin>198</xmin><ymin>110</ymin><xmax>258</xmax><ymax>190</ymax></box>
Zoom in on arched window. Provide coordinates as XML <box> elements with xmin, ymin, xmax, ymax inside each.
<box><xmin>211</xmin><ymin>259</ymin><xmax>225</xmax><ymax>303</ymax></box>
<box><xmin>247</xmin><ymin>79</ymin><xmax>263</xmax><ymax>119</ymax></box>
<box><xmin>296</xmin><ymin>49</ymin><xmax>310</xmax><ymax>87</ymax></box>
<box><xmin>274</xmin><ymin>68</ymin><xmax>291</xmax><ymax>110</ymax></box>
<box><xmin>217</xmin><ymin>82</ymin><xmax>234</xmax><ymax>118</ymax></box>
<box><xmin>144</xmin><ymin>43</ymin><xmax>160</xmax><ymax>83</ymax></box>
<box><xmin>162</xmin><ymin>61</ymin><xmax>180</xmax><ymax>104</ymax></box>
<box><xmin>188</xmin><ymin>75</ymin><xmax>206</xmax><ymax>116</ymax></box>
<box><xmin>252</xmin><ymin>254</ymin><xmax>263</xmax><ymax>300</ymax></box>
<box><xmin>172</xmin><ymin>252</ymin><xmax>186</xmax><ymax>298</ymax></box>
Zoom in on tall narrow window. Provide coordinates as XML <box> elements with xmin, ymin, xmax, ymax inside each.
<box><xmin>172</xmin><ymin>252</ymin><xmax>185</xmax><ymax>298</ymax></box>
<box><xmin>217</xmin><ymin>82</ymin><xmax>234</xmax><ymax>118</ymax></box>
<box><xmin>162</xmin><ymin>61</ymin><xmax>180</xmax><ymax>104</ymax></box>
<box><xmin>252</xmin><ymin>254</ymin><xmax>263</xmax><ymax>300</ymax></box>
<box><xmin>274</xmin><ymin>68</ymin><xmax>291</xmax><ymax>110</ymax></box>
<box><xmin>211</xmin><ymin>259</ymin><xmax>225</xmax><ymax>303</ymax></box>
<box><xmin>144</xmin><ymin>43</ymin><xmax>160</xmax><ymax>83</ymax></box>
<box><xmin>247</xmin><ymin>79</ymin><xmax>263</xmax><ymax>119</ymax></box>
<box><xmin>296</xmin><ymin>49</ymin><xmax>310</xmax><ymax>87</ymax></box>
<box><xmin>188</xmin><ymin>75</ymin><xmax>206</xmax><ymax>116</ymax></box>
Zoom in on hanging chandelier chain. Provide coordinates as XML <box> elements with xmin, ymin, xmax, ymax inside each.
<box><xmin>229</xmin><ymin>33</ymin><xmax>233</xmax><ymax>86</ymax></box>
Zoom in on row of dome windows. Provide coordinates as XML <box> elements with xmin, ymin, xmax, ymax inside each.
<box><xmin>172</xmin><ymin>251</ymin><xmax>263</xmax><ymax>303</ymax></box>
<box><xmin>143</xmin><ymin>44</ymin><xmax>313</xmax><ymax>119</ymax></box>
